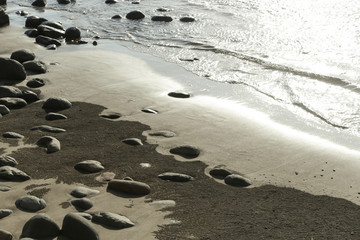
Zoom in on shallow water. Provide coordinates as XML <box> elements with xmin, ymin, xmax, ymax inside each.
<box><xmin>4</xmin><ymin>0</ymin><xmax>360</xmax><ymax>147</ymax></box>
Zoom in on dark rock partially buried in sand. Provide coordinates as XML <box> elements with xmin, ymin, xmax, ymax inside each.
<box><xmin>71</xmin><ymin>198</ymin><xmax>93</xmax><ymax>211</ymax></box>
<box><xmin>151</xmin><ymin>16</ymin><xmax>173</xmax><ymax>22</ymax></box>
<box><xmin>0</xmin><ymin>105</ymin><xmax>9</xmax><ymax>115</ymax></box>
<box><xmin>99</xmin><ymin>111</ymin><xmax>121</xmax><ymax>119</ymax></box>
<box><xmin>91</xmin><ymin>212</ymin><xmax>135</xmax><ymax>229</ymax></box>
<box><xmin>126</xmin><ymin>10</ymin><xmax>145</xmax><ymax>20</ymax></box>
<box><xmin>61</xmin><ymin>213</ymin><xmax>99</xmax><ymax>240</ymax></box>
<box><xmin>158</xmin><ymin>172</ymin><xmax>194</xmax><ymax>182</ymax></box>
<box><xmin>105</xmin><ymin>0</ymin><xmax>117</xmax><ymax>4</ymax></box>
<box><xmin>21</xmin><ymin>89</ymin><xmax>40</xmax><ymax>103</ymax></box>
<box><xmin>37</xmin><ymin>24</ymin><xmax>65</xmax><ymax>39</ymax></box>
<box><xmin>0</xmin><ymin>86</ymin><xmax>23</xmax><ymax>98</ymax></box>
<box><xmin>0</xmin><ymin>156</ymin><xmax>18</xmax><ymax>167</ymax></box>
<box><xmin>32</xmin><ymin>0</ymin><xmax>46</xmax><ymax>7</ymax></box>
<box><xmin>0</xmin><ymin>229</ymin><xmax>12</xmax><ymax>240</ymax></box>
<box><xmin>0</xmin><ymin>58</ymin><xmax>27</xmax><ymax>82</ymax></box>
<box><xmin>3</xmin><ymin>131</ymin><xmax>24</xmax><ymax>139</ymax></box>
<box><xmin>31</xmin><ymin>125</ymin><xmax>66</xmax><ymax>133</ymax></box>
<box><xmin>25</xmin><ymin>16</ymin><xmax>47</xmax><ymax>28</ymax></box>
<box><xmin>148</xmin><ymin>130</ymin><xmax>176</xmax><ymax>138</ymax></box>
<box><xmin>46</xmin><ymin>112</ymin><xmax>68</xmax><ymax>120</ymax></box>
<box><xmin>0</xmin><ymin>209</ymin><xmax>12</xmax><ymax>219</ymax></box>
<box><xmin>36</xmin><ymin>35</ymin><xmax>61</xmax><ymax>47</ymax></box>
<box><xmin>21</xmin><ymin>213</ymin><xmax>60</xmax><ymax>239</ymax></box>
<box><xmin>15</xmin><ymin>195</ymin><xmax>47</xmax><ymax>212</ymax></box>
<box><xmin>0</xmin><ymin>97</ymin><xmax>27</xmax><ymax>109</ymax></box>
<box><xmin>42</xmin><ymin>97</ymin><xmax>72</xmax><ymax>111</ymax></box>
<box><xmin>180</xmin><ymin>17</ymin><xmax>196</xmax><ymax>22</ymax></box>
<box><xmin>209</xmin><ymin>167</ymin><xmax>232</xmax><ymax>178</ymax></box>
<box><xmin>36</xmin><ymin>136</ymin><xmax>61</xmax><ymax>153</ymax></box>
<box><xmin>122</xmin><ymin>138</ymin><xmax>143</xmax><ymax>146</ymax></box>
<box><xmin>0</xmin><ymin>166</ymin><xmax>30</xmax><ymax>181</ymax></box>
<box><xmin>71</xmin><ymin>186</ymin><xmax>100</xmax><ymax>198</ymax></box>
<box><xmin>58</xmin><ymin>0</ymin><xmax>70</xmax><ymax>4</ymax></box>
<box><xmin>111</xmin><ymin>14</ymin><xmax>122</xmax><ymax>19</ymax></box>
<box><xmin>23</xmin><ymin>60</ymin><xmax>47</xmax><ymax>74</ymax></box>
<box><xmin>75</xmin><ymin>160</ymin><xmax>104</xmax><ymax>173</ymax></box>
<box><xmin>224</xmin><ymin>174</ymin><xmax>251</xmax><ymax>187</ymax></box>
<box><xmin>108</xmin><ymin>179</ymin><xmax>151</xmax><ymax>195</ymax></box>
<box><xmin>0</xmin><ymin>7</ymin><xmax>9</xmax><ymax>27</ymax></box>
<box><xmin>168</xmin><ymin>91</ymin><xmax>191</xmax><ymax>98</ymax></box>
<box><xmin>170</xmin><ymin>145</ymin><xmax>200</xmax><ymax>159</ymax></box>
<box><xmin>65</xmin><ymin>27</ymin><xmax>81</xmax><ymax>41</ymax></box>
<box><xmin>10</xmin><ymin>49</ymin><xmax>35</xmax><ymax>63</ymax></box>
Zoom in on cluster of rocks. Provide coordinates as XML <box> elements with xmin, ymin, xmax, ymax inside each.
<box><xmin>209</xmin><ymin>166</ymin><xmax>252</xmax><ymax>187</ymax></box>
<box><xmin>114</xmin><ymin>9</ymin><xmax>196</xmax><ymax>23</ymax></box>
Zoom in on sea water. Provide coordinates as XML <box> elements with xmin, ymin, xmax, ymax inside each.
<box><xmin>4</xmin><ymin>0</ymin><xmax>360</xmax><ymax>149</ymax></box>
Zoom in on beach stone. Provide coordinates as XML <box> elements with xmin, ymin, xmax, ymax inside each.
<box><xmin>75</xmin><ymin>160</ymin><xmax>104</xmax><ymax>173</ymax></box>
<box><xmin>224</xmin><ymin>174</ymin><xmax>251</xmax><ymax>187</ymax></box>
<box><xmin>170</xmin><ymin>145</ymin><xmax>200</xmax><ymax>159</ymax></box>
<box><xmin>0</xmin><ymin>185</ymin><xmax>11</xmax><ymax>191</ymax></box>
<box><xmin>0</xmin><ymin>209</ymin><xmax>12</xmax><ymax>219</ymax></box>
<box><xmin>93</xmin><ymin>41</ymin><xmax>98</xmax><ymax>46</ymax></box>
<box><xmin>158</xmin><ymin>172</ymin><xmax>193</xmax><ymax>182</ymax></box>
<box><xmin>65</xmin><ymin>27</ymin><xmax>81</xmax><ymax>40</ymax></box>
<box><xmin>15</xmin><ymin>195</ymin><xmax>46</xmax><ymax>212</ymax></box>
<box><xmin>123</xmin><ymin>176</ymin><xmax>133</xmax><ymax>181</ymax></box>
<box><xmin>0</xmin><ymin>166</ymin><xmax>30</xmax><ymax>181</ymax></box>
<box><xmin>0</xmin><ymin>86</ymin><xmax>22</xmax><ymax>98</ymax></box>
<box><xmin>91</xmin><ymin>212</ymin><xmax>134</xmax><ymax>229</ymax></box>
<box><xmin>0</xmin><ymin>97</ymin><xmax>27</xmax><ymax>109</ymax></box>
<box><xmin>180</xmin><ymin>17</ymin><xmax>195</xmax><ymax>22</ymax></box>
<box><xmin>10</xmin><ymin>49</ymin><xmax>35</xmax><ymax>63</ymax></box>
<box><xmin>23</xmin><ymin>60</ymin><xmax>47</xmax><ymax>73</ymax></box>
<box><xmin>77</xmin><ymin>212</ymin><xmax>93</xmax><ymax>220</ymax></box>
<box><xmin>41</xmin><ymin>21</ymin><xmax>64</xmax><ymax>30</ymax></box>
<box><xmin>168</xmin><ymin>91</ymin><xmax>191</xmax><ymax>98</ymax></box>
<box><xmin>36</xmin><ymin>136</ymin><xmax>61</xmax><ymax>153</ymax></box>
<box><xmin>21</xmin><ymin>90</ymin><xmax>39</xmax><ymax>103</ymax></box>
<box><xmin>17</xmin><ymin>10</ymin><xmax>28</xmax><ymax>16</ymax></box>
<box><xmin>37</xmin><ymin>25</ymin><xmax>65</xmax><ymax>39</ymax></box>
<box><xmin>95</xmin><ymin>171</ymin><xmax>115</xmax><ymax>182</ymax></box>
<box><xmin>209</xmin><ymin>167</ymin><xmax>232</xmax><ymax>178</ymax></box>
<box><xmin>0</xmin><ymin>229</ymin><xmax>12</xmax><ymax>240</ymax></box>
<box><xmin>111</xmin><ymin>14</ymin><xmax>122</xmax><ymax>19</ymax></box>
<box><xmin>25</xmin><ymin>16</ymin><xmax>47</xmax><ymax>28</ymax></box>
<box><xmin>0</xmin><ymin>8</ymin><xmax>9</xmax><ymax>27</ymax></box>
<box><xmin>151</xmin><ymin>16</ymin><xmax>173</xmax><ymax>22</ymax></box>
<box><xmin>105</xmin><ymin>0</ymin><xmax>117</xmax><ymax>3</ymax></box>
<box><xmin>61</xmin><ymin>213</ymin><xmax>99</xmax><ymax>240</ymax></box>
<box><xmin>21</xmin><ymin>213</ymin><xmax>60</xmax><ymax>239</ymax></box>
<box><xmin>46</xmin><ymin>112</ymin><xmax>67</xmax><ymax>120</ymax></box>
<box><xmin>42</xmin><ymin>97</ymin><xmax>72</xmax><ymax>111</ymax></box>
<box><xmin>3</xmin><ymin>132</ymin><xmax>24</xmax><ymax>139</ymax></box>
<box><xmin>36</xmin><ymin>35</ymin><xmax>61</xmax><ymax>47</ymax></box>
<box><xmin>99</xmin><ymin>111</ymin><xmax>121</xmax><ymax>119</ymax></box>
<box><xmin>157</xmin><ymin>7</ymin><xmax>171</xmax><ymax>12</ymax></box>
<box><xmin>71</xmin><ymin>198</ymin><xmax>93</xmax><ymax>211</ymax></box>
<box><xmin>32</xmin><ymin>0</ymin><xmax>46</xmax><ymax>7</ymax></box>
<box><xmin>108</xmin><ymin>179</ymin><xmax>150</xmax><ymax>195</ymax></box>
<box><xmin>148</xmin><ymin>130</ymin><xmax>176</xmax><ymax>138</ymax></box>
<box><xmin>0</xmin><ymin>156</ymin><xmax>18</xmax><ymax>167</ymax></box>
<box><xmin>31</xmin><ymin>125</ymin><xmax>66</xmax><ymax>133</ymax></box>
<box><xmin>141</xmin><ymin>108</ymin><xmax>158</xmax><ymax>114</ymax></box>
<box><xmin>46</xmin><ymin>44</ymin><xmax>57</xmax><ymax>50</ymax></box>
<box><xmin>126</xmin><ymin>10</ymin><xmax>145</xmax><ymax>20</ymax></box>
<box><xmin>122</xmin><ymin>138</ymin><xmax>143</xmax><ymax>146</ymax></box>
<box><xmin>0</xmin><ymin>58</ymin><xmax>27</xmax><ymax>82</ymax></box>
<box><xmin>71</xmin><ymin>186</ymin><xmax>100</xmax><ymax>198</ymax></box>
<box><xmin>0</xmin><ymin>0</ymin><xmax>6</xmax><ymax>5</ymax></box>
<box><xmin>58</xmin><ymin>0</ymin><xmax>71</xmax><ymax>4</ymax></box>
<box><xmin>0</xmin><ymin>105</ymin><xmax>9</xmax><ymax>115</ymax></box>
<box><xmin>25</xmin><ymin>29</ymin><xmax>39</xmax><ymax>38</ymax></box>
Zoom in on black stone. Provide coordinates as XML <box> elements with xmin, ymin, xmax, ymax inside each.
<box><xmin>10</xmin><ymin>49</ymin><xmax>35</xmax><ymax>63</ymax></box>
<box><xmin>36</xmin><ymin>35</ymin><xmax>62</xmax><ymax>47</ymax></box>
<box><xmin>32</xmin><ymin>0</ymin><xmax>46</xmax><ymax>7</ymax></box>
<box><xmin>151</xmin><ymin>16</ymin><xmax>173</xmax><ymax>22</ymax></box>
<box><xmin>0</xmin><ymin>58</ymin><xmax>27</xmax><ymax>82</ymax></box>
<box><xmin>25</xmin><ymin>16</ymin><xmax>47</xmax><ymax>28</ymax></box>
<box><xmin>0</xmin><ymin>7</ymin><xmax>9</xmax><ymax>27</ymax></box>
<box><xmin>126</xmin><ymin>10</ymin><xmax>145</xmax><ymax>20</ymax></box>
<box><xmin>25</xmin><ymin>29</ymin><xmax>39</xmax><ymax>38</ymax></box>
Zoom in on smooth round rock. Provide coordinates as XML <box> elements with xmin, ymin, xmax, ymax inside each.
<box><xmin>25</xmin><ymin>16</ymin><xmax>47</xmax><ymax>28</ymax></box>
<box><xmin>151</xmin><ymin>16</ymin><xmax>173</xmax><ymax>22</ymax></box>
<box><xmin>122</xmin><ymin>138</ymin><xmax>143</xmax><ymax>146</ymax></box>
<box><xmin>148</xmin><ymin>130</ymin><xmax>175</xmax><ymax>138</ymax></box>
<box><xmin>0</xmin><ymin>97</ymin><xmax>27</xmax><ymax>109</ymax></box>
<box><xmin>0</xmin><ymin>156</ymin><xmax>18</xmax><ymax>167</ymax></box>
<box><xmin>3</xmin><ymin>132</ymin><xmax>24</xmax><ymax>139</ymax></box>
<box><xmin>111</xmin><ymin>15</ymin><xmax>122</xmax><ymax>19</ymax></box>
<box><xmin>224</xmin><ymin>174</ymin><xmax>252</xmax><ymax>187</ymax></box>
<box><xmin>75</xmin><ymin>160</ymin><xmax>104</xmax><ymax>173</ymax></box>
<box><xmin>71</xmin><ymin>198</ymin><xmax>93</xmax><ymax>211</ymax></box>
<box><xmin>21</xmin><ymin>213</ymin><xmax>60</xmax><ymax>239</ymax></box>
<box><xmin>15</xmin><ymin>195</ymin><xmax>46</xmax><ymax>212</ymax></box>
<box><xmin>126</xmin><ymin>10</ymin><xmax>145</xmax><ymax>20</ymax></box>
<box><xmin>23</xmin><ymin>60</ymin><xmax>47</xmax><ymax>74</ymax></box>
<box><xmin>45</xmin><ymin>112</ymin><xmax>67</xmax><ymax>120</ymax></box>
<box><xmin>27</xmin><ymin>78</ymin><xmax>45</xmax><ymax>88</ymax></box>
<box><xmin>65</xmin><ymin>27</ymin><xmax>81</xmax><ymax>40</ymax></box>
<box><xmin>0</xmin><ymin>209</ymin><xmax>12</xmax><ymax>219</ymax></box>
<box><xmin>0</xmin><ymin>166</ymin><xmax>30</xmax><ymax>181</ymax></box>
<box><xmin>209</xmin><ymin>167</ymin><xmax>232</xmax><ymax>178</ymax></box>
<box><xmin>0</xmin><ymin>86</ymin><xmax>22</xmax><ymax>98</ymax></box>
<box><xmin>31</xmin><ymin>125</ymin><xmax>66</xmax><ymax>133</ymax></box>
<box><xmin>0</xmin><ymin>229</ymin><xmax>12</xmax><ymax>240</ymax></box>
<box><xmin>108</xmin><ymin>179</ymin><xmax>150</xmax><ymax>195</ymax></box>
<box><xmin>42</xmin><ymin>97</ymin><xmax>72</xmax><ymax>111</ymax></box>
<box><xmin>61</xmin><ymin>213</ymin><xmax>99</xmax><ymax>240</ymax></box>
<box><xmin>180</xmin><ymin>17</ymin><xmax>195</xmax><ymax>22</ymax></box>
<box><xmin>21</xmin><ymin>90</ymin><xmax>39</xmax><ymax>103</ymax></box>
<box><xmin>0</xmin><ymin>58</ymin><xmax>27</xmax><ymax>82</ymax></box>
<box><xmin>92</xmin><ymin>212</ymin><xmax>134</xmax><ymax>229</ymax></box>
<box><xmin>158</xmin><ymin>172</ymin><xmax>193</xmax><ymax>182</ymax></box>
<box><xmin>170</xmin><ymin>145</ymin><xmax>200</xmax><ymax>159</ymax></box>
<box><xmin>168</xmin><ymin>91</ymin><xmax>191</xmax><ymax>98</ymax></box>
<box><xmin>36</xmin><ymin>136</ymin><xmax>61</xmax><ymax>153</ymax></box>
<box><xmin>0</xmin><ymin>105</ymin><xmax>10</xmax><ymax>115</ymax></box>
<box><xmin>71</xmin><ymin>186</ymin><xmax>100</xmax><ymax>198</ymax></box>
<box><xmin>32</xmin><ymin>0</ymin><xmax>46</xmax><ymax>7</ymax></box>
<box><xmin>10</xmin><ymin>49</ymin><xmax>35</xmax><ymax>63</ymax></box>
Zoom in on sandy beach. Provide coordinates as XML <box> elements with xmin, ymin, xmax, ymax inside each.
<box><xmin>2</xmin><ymin>20</ymin><xmax>360</xmax><ymax>240</ymax></box>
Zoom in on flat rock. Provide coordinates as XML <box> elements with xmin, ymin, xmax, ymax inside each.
<box><xmin>0</xmin><ymin>86</ymin><xmax>23</xmax><ymax>98</ymax></box>
<box><xmin>148</xmin><ymin>130</ymin><xmax>176</xmax><ymax>138</ymax></box>
<box><xmin>21</xmin><ymin>213</ymin><xmax>60</xmax><ymax>239</ymax></box>
<box><xmin>42</xmin><ymin>97</ymin><xmax>72</xmax><ymax>111</ymax></box>
<box><xmin>0</xmin><ymin>97</ymin><xmax>27</xmax><ymax>109</ymax></box>
<box><xmin>0</xmin><ymin>229</ymin><xmax>12</xmax><ymax>240</ymax></box>
<box><xmin>71</xmin><ymin>198</ymin><xmax>93</xmax><ymax>211</ymax></box>
<box><xmin>36</xmin><ymin>35</ymin><xmax>61</xmax><ymax>47</ymax></box>
<box><xmin>209</xmin><ymin>167</ymin><xmax>232</xmax><ymax>178</ymax></box>
<box><xmin>126</xmin><ymin>10</ymin><xmax>145</xmax><ymax>20</ymax></box>
<box><xmin>10</xmin><ymin>49</ymin><xmax>35</xmax><ymax>63</ymax></box>
<box><xmin>37</xmin><ymin>24</ymin><xmax>65</xmax><ymax>39</ymax></box>
<box><xmin>3</xmin><ymin>132</ymin><xmax>24</xmax><ymax>139</ymax></box>
<box><xmin>0</xmin><ymin>185</ymin><xmax>11</xmax><ymax>191</ymax></box>
<box><xmin>32</xmin><ymin>0</ymin><xmax>46</xmax><ymax>7</ymax></box>
<box><xmin>122</xmin><ymin>138</ymin><xmax>143</xmax><ymax>146</ymax></box>
<box><xmin>27</xmin><ymin>78</ymin><xmax>45</xmax><ymax>88</ymax></box>
<box><xmin>92</xmin><ymin>212</ymin><xmax>134</xmax><ymax>229</ymax></box>
<box><xmin>141</xmin><ymin>108</ymin><xmax>158</xmax><ymax>114</ymax></box>
<box><xmin>105</xmin><ymin>0</ymin><xmax>117</xmax><ymax>3</ymax></box>
<box><xmin>41</xmin><ymin>21</ymin><xmax>64</xmax><ymax>30</ymax></box>
<box><xmin>95</xmin><ymin>171</ymin><xmax>115</xmax><ymax>182</ymax></box>
<box><xmin>0</xmin><ymin>156</ymin><xmax>18</xmax><ymax>167</ymax></box>
<box><xmin>0</xmin><ymin>8</ymin><xmax>9</xmax><ymax>28</ymax></box>
<box><xmin>108</xmin><ymin>179</ymin><xmax>150</xmax><ymax>195</ymax></box>
<box><xmin>25</xmin><ymin>16</ymin><xmax>47</xmax><ymax>28</ymax></box>
<box><xmin>23</xmin><ymin>60</ymin><xmax>47</xmax><ymax>74</ymax></box>
<box><xmin>31</xmin><ymin>125</ymin><xmax>66</xmax><ymax>133</ymax></box>
<box><xmin>0</xmin><ymin>166</ymin><xmax>30</xmax><ymax>181</ymax></box>
<box><xmin>21</xmin><ymin>89</ymin><xmax>39</xmax><ymax>103</ymax></box>
<box><xmin>46</xmin><ymin>112</ymin><xmax>67</xmax><ymax>120</ymax></box>
<box><xmin>151</xmin><ymin>16</ymin><xmax>173</xmax><ymax>22</ymax></box>
<box><xmin>15</xmin><ymin>195</ymin><xmax>46</xmax><ymax>212</ymax></box>
<box><xmin>180</xmin><ymin>17</ymin><xmax>195</xmax><ymax>22</ymax></box>
<box><xmin>99</xmin><ymin>111</ymin><xmax>121</xmax><ymax>119</ymax></box>
<box><xmin>168</xmin><ymin>91</ymin><xmax>191</xmax><ymax>98</ymax></box>
<box><xmin>224</xmin><ymin>174</ymin><xmax>251</xmax><ymax>187</ymax></box>
<box><xmin>36</xmin><ymin>136</ymin><xmax>61</xmax><ymax>153</ymax></box>
<box><xmin>158</xmin><ymin>172</ymin><xmax>193</xmax><ymax>182</ymax></box>
<box><xmin>58</xmin><ymin>0</ymin><xmax>71</xmax><ymax>4</ymax></box>
<box><xmin>170</xmin><ymin>145</ymin><xmax>200</xmax><ymax>159</ymax></box>
<box><xmin>75</xmin><ymin>160</ymin><xmax>104</xmax><ymax>173</ymax></box>
<box><xmin>0</xmin><ymin>105</ymin><xmax>9</xmax><ymax>115</ymax></box>
<box><xmin>71</xmin><ymin>186</ymin><xmax>100</xmax><ymax>198</ymax></box>
<box><xmin>0</xmin><ymin>209</ymin><xmax>12</xmax><ymax>219</ymax></box>
<box><xmin>61</xmin><ymin>213</ymin><xmax>99</xmax><ymax>240</ymax></box>
<box><xmin>156</xmin><ymin>7</ymin><xmax>171</xmax><ymax>12</ymax></box>
<box><xmin>0</xmin><ymin>58</ymin><xmax>27</xmax><ymax>82</ymax></box>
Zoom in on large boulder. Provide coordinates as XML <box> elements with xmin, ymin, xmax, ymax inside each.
<box><xmin>36</xmin><ymin>136</ymin><xmax>61</xmax><ymax>153</ymax></box>
<box><xmin>0</xmin><ymin>166</ymin><xmax>30</xmax><ymax>181</ymax></box>
<box><xmin>36</xmin><ymin>35</ymin><xmax>61</xmax><ymax>47</ymax></box>
<box><xmin>10</xmin><ymin>49</ymin><xmax>35</xmax><ymax>63</ymax></box>
<box><xmin>37</xmin><ymin>24</ymin><xmax>65</xmax><ymax>39</ymax></box>
<box><xmin>21</xmin><ymin>213</ymin><xmax>60</xmax><ymax>239</ymax></box>
<box><xmin>91</xmin><ymin>212</ymin><xmax>134</xmax><ymax>229</ymax></box>
<box><xmin>126</xmin><ymin>10</ymin><xmax>145</xmax><ymax>20</ymax></box>
<box><xmin>23</xmin><ymin>60</ymin><xmax>47</xmax><ymax>74</ymax></box>
<box><xmin>0</xmin><ymin>7</ymin><xmax>9</xmax><ymax>27</ymax></box>
<box><xmin>61</xmin><ymin>213</ymin><xmax>99</xmax><ymax>240</ymax></box>
<box><xmin>0</xmin><ymin>58</ymin><xmax>27</xmax><ymax>82</ymax></box>
<box><xmin>42</xmin><ymin>97</ymin><xmax>72</xmax><ymax>111</ymax></box>
<box><xmin>15</xmin><ymin>195</ymin><xmax>46</xmax><ymax>212</ymax></box>
<box><xmin>0</xmin><ymin>97</ymin><xmax>27</xmax><ymax>109</ymax></box>
<box><xmin>108</xmin><ymin>179</ymin><xmax>150</xmax><ymax>195</ymax></box>
<box><xmin>25</xmin><ymin>16</ymin><xmax>47</xmax><ymax>28</ymax></box>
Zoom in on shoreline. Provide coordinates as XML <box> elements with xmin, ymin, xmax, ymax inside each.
<box><xmin>2</xmin><ymin>18</ymin><xmax>360</xmax><ymax>239</ymax></box>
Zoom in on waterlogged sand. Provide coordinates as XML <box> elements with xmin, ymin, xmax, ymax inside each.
<box><xmin>2</xmin><ymin>26</ymin><xmax>360</xmax><ymax>239</ymax></box>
